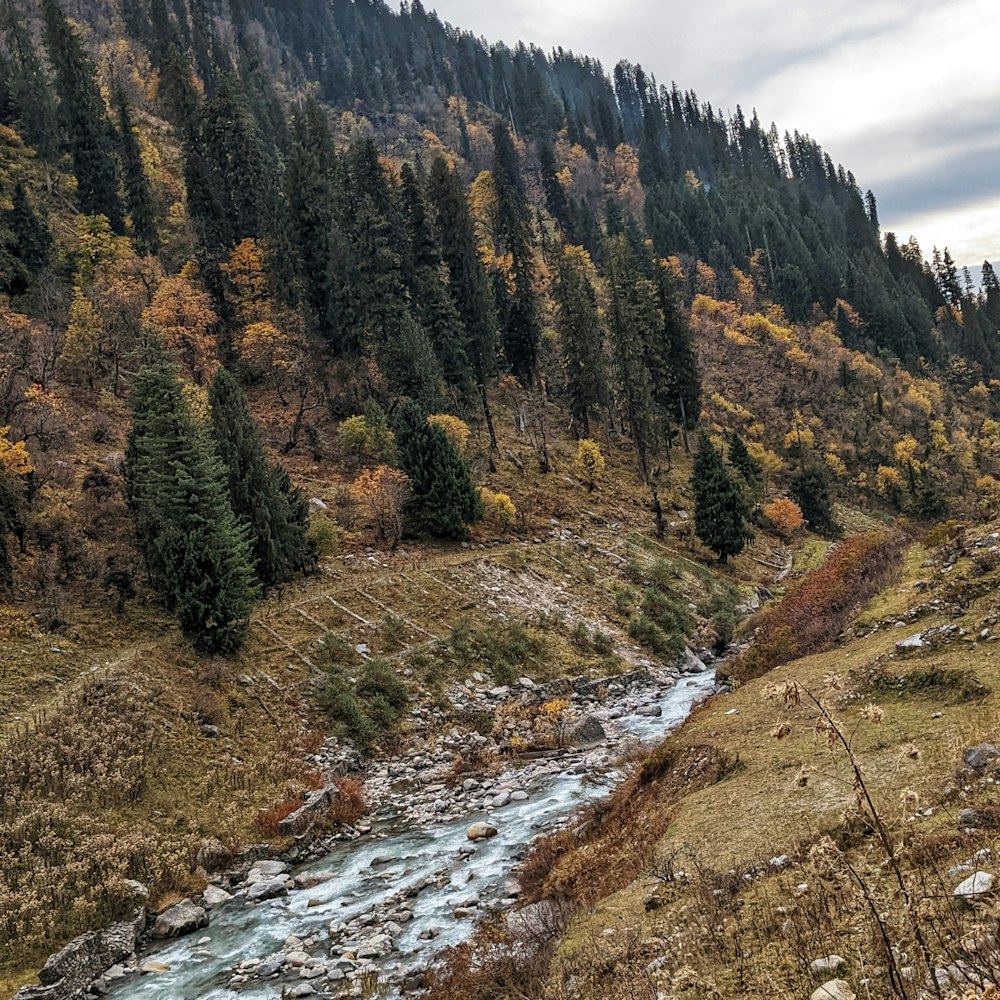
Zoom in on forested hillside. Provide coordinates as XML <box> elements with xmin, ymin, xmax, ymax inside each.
<box><xmin>3</xmin><ymin>0</ymin><xmax>1000</xmax><ymax>994</ymax></box>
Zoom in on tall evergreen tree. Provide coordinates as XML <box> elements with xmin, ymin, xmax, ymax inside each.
<box><xmin>491</xmin><ymin>121</ymin><xmax>540</xmax><ymax>383</ymax></box>
<box><xmin>425</xmin><ymin>156</ymin><xmax>500</xmax><ymax>450</ymax></box>
<box><xmin>790</xmin><ymin>461</ymin><xmax>841</xmax><ymax>538</ymax></box>
<box><xmin>394</xmin><ymin>399</ymin><xmax>483</xmax><ymax>539</ymax></box>
<box><xmin>650</xmin><ymin>263</ymin><xmax>701</xmax><ymax>433</ymax></box>
<box><xmin>552</xmin><ymin>244</ymin><xmax>608</xmax><ymax>437</ymax></box>
<box><xmin>1</xmin><ymin>182</ymin><xmax>52</xmax><ymax>294</ymax></box>
<box><xmin>692</xmin><ymin>434</ymin><xmax>754</xmax><ymax>563</ymax></box>
<box><xmin>112</xmin><ymin>87</ymin><xmax>159</xmax><ymax>254</ymax></box>
<box><xmin>208</xmin><ymin>368</ymin><xmax>314</xmax><ymax>588</ymax></box>
<box><xmin>40</xmin><ymin>0</ymin><xmax>124</xmax><ymax>229</ymax></box>
<box><xmin>728</xmin><ymin>432</ymin><xmax>762</xmax><ymax>495</ymax></box>
<box><xmin>605</xmin><ymin>235</ymin><xmax>660</xmax><ymax>479</ymax></box>
<box><xmin>0</xmin><ymin>0</ymin><xmax>59</xmax><ymax>160</ymax></box>
<box><xmin>399</xmin><ymin>162</ymin><xmax>470</xmax><ymax>394</ymax></box>
<box><xmin>126</xmin><ymin>357</ymin><xmax>257</xmax><ymax>653</ymax></box>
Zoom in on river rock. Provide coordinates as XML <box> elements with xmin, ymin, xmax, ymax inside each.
<box><xmin>285</xmin><ymin>951</ymin><xmax>311</xmax><ymax>967</ymax></box>
<box><xmin>570</xmin><ymin>715</ymin><xmax>607</xmax><ymax>747</ymax></box>
<box><xmin>140</xmin><ymin>961</ymin><xmax>170</xmax><ymax>974</ymax></box>
<box><xmin>203</xmin><ymin>885</ymin><xmax>232</xmax><ymax>908</ymax></box>
<box><xmin>636</xmin><ymin>705</ymin><xmax>662</xmax><ymax>717</ymax></box>
<box><xmin>953</xmin><ymin>871</ymin><xmax>994</xmax><ymax>899</ymax></box>
<box><xmin>491</xmin><ymin>790</ymin><xmax>511</xmax><ymax>808</ymax></box>
<box><xmin>357</xmin><ymin>934</ymin><xmax>392</xmax><ymax>959</ymax></box>
<box><xmin>811</xmin><ymin>982</ymin><xmax>855</xmax><ymax>1000</ymax></box>
<box><xmin>467</xmin><ymin>822</ymin><xmax>498</xmax><ymax>840</ymax></box>
<box><xmin>249</xmin><ymin>859</ymin><xmax>290</xmax><ymax>879</ymax></box>
<box><xmin>247</xmin><ymin>878</ymin><xmax>289</xmax><ymax>902</ymax></box>
<box><xmin>964</xmin><ymin>744</ymin><xmax>999</xmax><ymax>770</ymax></box>
<box><xmin>679</xmin><ymin>648</ymin><xmax>710</xmax><ymax>674</ymax></box>
<box><xmin>152</xmin><ymin>900</ymin><xmax>208</xmax><ymax>939</ymax></box>
<box><xmin>510</xmin><ymin>790</ymin><xmax>529</xmax><ymax>802</ymax></box>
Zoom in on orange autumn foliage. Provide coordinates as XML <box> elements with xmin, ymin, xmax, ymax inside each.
<box><xmin>762</xmin><ymin>498</ymin><xmax>804</xmax><ymax>539</ymax></box>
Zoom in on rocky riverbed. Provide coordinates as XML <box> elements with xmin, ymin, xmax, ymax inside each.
<box><xmin>81</xmin><ymin>658</ymin><xmax>719</xmax><ymax>1000</ymax></box>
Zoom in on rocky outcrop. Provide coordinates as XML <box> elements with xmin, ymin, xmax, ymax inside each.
<box><xmin>277</xmin><ymin>785</ymin><xmax>339</xmax><ymax>836</ymax></box>
<box><xmin>570</xmin><ymin>715</ymin><xmax>606</xmax><ymax>747</ymax></box>
<box><xmin>13</xmin><ymin>910</ymin><xmax>145</xmax><ymax>1000</ymax></box>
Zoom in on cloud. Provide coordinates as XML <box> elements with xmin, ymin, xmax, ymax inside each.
<box><xmin>428</xmin><ymin>0</ymin><xmax>1000</xmax><ymax>266</ymax></box>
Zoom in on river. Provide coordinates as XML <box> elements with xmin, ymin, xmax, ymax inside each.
<box><xmin>110</xmin><ymin>669</ymin><xmax>717</xmax><ymax>1000</ymax></box>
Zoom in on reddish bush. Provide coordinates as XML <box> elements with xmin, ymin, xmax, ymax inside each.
<box><xmin>254</xmin><ymin>798</ymin><xmax>301</xmax><ymax>838</ymax></box>
<box><xmin>723</xmin><ymin>529</ymin><xmax>905</xmax><ymax>685</ymax></box>
<box><xmin>328</xmin><ymin>777</ymin><xmax>367</xmax><ymax>826</ymax></box>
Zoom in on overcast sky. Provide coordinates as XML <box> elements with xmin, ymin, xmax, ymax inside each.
<box><xmin>428</xmin><ymin>0</ymin><xmax>1000</xmax><ymax>272</ymax></box>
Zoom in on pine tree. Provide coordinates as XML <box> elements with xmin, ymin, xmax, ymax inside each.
<box><xmin>126</xmin><ymin>357</ymin><xmax>257</xmax><ymax>653</ymax></box>
<box><xmin>425</xmin><ymin>156</ymin><xmax>500</xmax><ymax>449</ymax></box>
<box><xmin>728</xmin><ymin>432</ymin><xmax>762</xmax><ymax>495</ymax></box>
<box><xmin>692</xmin><ymin>434</ymin><xmax>754</xmax><ymax>563</ymax></box>
<box><xmin>790</xmin><ymin>462</ymin><xmax>841</xmax><ymax>538</ymax></box>
<box><xmin>605</xmin><ymin>235</ymin><xmax>661</xmax><ymax>479</ymax></box>
<box><xmin>113</xmin><ymin>87</ymin><xmax>159</xmax><ymax>254</ymax></box>
<box><xmin>552</xmin><ymin>244</ymin><xmax>607</xmax><ymax>437</ymax></box>
<box><xmin>0</xmin><ymin>0</ymin><xmax>59</xmax><ymax>160</ymax></box>
<box><xmin>40</xmin><ymin>0</ymin><xmax>124</xmax><ymax>229</ymax></box>
<box><xmin>491</xmin><ymin>121</ymin><xmax>540</xmax><ymax>383</ymax></box>
<box><xmin>399</xmin><ymin>163</ymin><xmax>470</xmax><ymax>394</ymax></box>
<box><xmin>394</xmin><ymin>399</ymin><xmax>483</xmax><ymax>539</ymax></box>
<box><xmin>208</xmin><ymin>368</ymin><xmax>314</xmax><ymax>588</ymax></box>
<box><xmin>1</xmin><ymin>182</ymin><xmax>52</xmax><ymax>294</ymax></box>
<box><xmin>650</xmin><ymin>262</ymin><xmax>701</xmax><ymax>433</ymax></box>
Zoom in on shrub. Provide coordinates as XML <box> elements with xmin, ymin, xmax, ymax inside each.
<box><xmin>318</xmin><ymin>652</ymin><xmax>409</xmax><ymax>751</ymax></box>
<box><xmin>349</xmin><ymin>465</ymin><xmax>411</xmax><ymax>548</ymax></box>
<box><xmin>763</xmin><ymin>498</ymin><xmax>805</xmax><ymax>540</ymax></box>
<box><xmin>307</xmin><ymin>512</ymin><xmax>338</xmax><ymax>557</ymax></box>
<box><xmin>573</xmin><ymin>439</ymin><xmax>605</xmax><ymax>491</ymax></box>
<box><xmin>480</xmin><ymin>487</ymin><xmax>517</xmax><ymax>533</ymax></box>
<box><xmin>723</xmin><ymin>529</ymin><xmax>906</xmax><ymax>685</ymax></box>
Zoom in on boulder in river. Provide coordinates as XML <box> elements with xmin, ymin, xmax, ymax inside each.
<box><xmin>570</xmin><ymin>715</ymin><xmax>606</xmax><ymax>747</ymax></box>
<box><xmin>246</xmin><ymin>879</ymin><xmax>289</xmax><ymax>902</ymax></box>
<box><xmin>152</xmin><ymin>900</ymin><xmax>208</xmax><ymax>939</ymax></box>
<box><xmin>467</xmin><ymin>822</ymin><xmax>498</xmax><ymax>841</ymax></box>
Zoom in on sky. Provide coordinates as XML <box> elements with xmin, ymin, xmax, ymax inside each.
<box><xmin>427</xmin><ymin>0</ymin><xmax>1000</xmax><ymax>273</ymax></box>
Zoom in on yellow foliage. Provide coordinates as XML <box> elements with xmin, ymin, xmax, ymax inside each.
<box><xmin>875</xmin><ymin>465</ymin><xmax>905</xmax><ymax>497</ymax></box>
<box><xmin>724</xmin><ymin>327</ymin><xmax>753</xmax><ymax>347</ymax></box>
<box><xmin>142</xmin><ymin>275</ymin><xmax>218</xmax><ymax>384</ymax></box>
<box><xmin>480</xmin><ymin>488</ymin><xmax>517</xmax><ymax>533</ymax></box>
<box><xmin>784</xmin><ymin>345</ymin><xmax>811</xmax><ymax>368</ymax></box>
<box><xmin>929</xmin><ymin>419</ymin><xmax>951</xmax><ymax>453</ymax></box>
<box><xmin>573</xmin><ymin>439</ymin><xmax>606</xmax><ymax>490</ymax></box>
<box><xmin>63</xmin><ymin>288</ymin><xmax>102</xmax><ymax>373</ymax></box>
<box><xmin>742</xmin><ymin>313</ymin><xmax>794</xmax><ymax>344</ymax></box>
<box><xmin>971</xmin><ymin>382</ymin><xmax>991</xmax><ymax>402</ymax></box>
<box><xmin>540</xmin><ymin>698</ymin><xmax>570</xmax><ymax>720</ymax></box>
<box><xmin>708</xmin><ymin>393</ymin><xmax>753</xmax><ymax>422</ymax></box>
<box><xmin>428</xmin><ymin>413</ymin><xmax>471</xmax><ymax>452</ymax></box>
<box><xmin>824</xmin><ymin>453</ymin><xmax>848</xmax><ymax>478</ymax></box>
<box><xmin>902</xmin><ymin>385</ymin><xmax>933</xmax><ymax>418</ymax></box>
<box><xmin>783</xmin><ymin>424</ymin><xmax>816</xmax><ymax>452</ymax></box>
<box><xmin>0</xmin><ymin>426</ymin><xmax>32</xmax><ymax>476</ymax></box>
<box><xmin>847</xmin><ymin>351</ymin><xmax>882</xmax><ymax>382</ymax></box>
<box><xmin>222</xmin><ymin>239</ymin><xmax>272</xmax><ymax>326</ymax></box>
<box><xmin>694</xmin><ymin>261</ymin><xmax>716</xmax><ymax>297</ymax></box>
<box><xmin>893</xmin><ymin>435</ymin><xmax>923</xmax><ymax>473</ymax></box>
<box><xmin>747</xmin><ymin>441</ymin><xmax>784</xmax><ymax>478</ymax></box>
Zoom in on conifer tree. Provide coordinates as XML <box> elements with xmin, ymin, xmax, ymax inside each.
<box><xmin>40</xmin><ymin>0</ymin><xmax>124</xmax><ymax>229</ymax></box>
<box><xmin>728</xmin><ymin>432</ymin><xmax>762</xmax><ymax>495</ymax></box>
<box><xmin>791</xmin><ymin>461</ymin><xmax>841</xmax><ymax>538</ymax></box>
<box><xmin>605</xmin><ymin>235</ymin><xmax>660</xmax><ymax>479</ymax></box>
<box><xmin>491</xmin><ymin>121</ymin><xmax>540</xmax><ymax>383</ymax></box>
<box><xmin>425</xmin><ymin>156</ymin><xmax>500</xmax><ymax>450</ymax></box>
<box><xmin>1</xmin><ymin>182</ymin><xmax>52</xmax><ymax>294</ymax></box>
<box><xmin>399</xmin><ymin>163</ymin><xmax>470</xmax><ymax>394</ymax></box>
<box><xmin>208</xmin><ymin>368</ymin><xmax>314</xmax><ymax>587</ymax></box>
<box><xmin>650</xmin><ymin>263</ymin><xmax>701</xmax><ymax>433</ymax></box>
<box><xmin>126</xmin><ymin>357</ymin><xmax>257</xmax><ymax>653</ymax></box>
<box><xmin>394</xmin><ymin>399</ymin><xmax>483</xmax><ymax>539</ymax></box>
<box><xmin>113</xmin><ymin>87</ymin><xmax>159</xmax><ymax>255</ymax></box>
<box><xmin>552</xmin><ymin>244</ymin><xmax>607</xmax><ymax>437</ymax></box>
<box><xmin>692</xmin><ymin>434</ymin><xmax>754</xmax><ymax>563</ymax></box>
<box><xmin>0</xmin><ymin>0</ymin><xmax>59</xmax><ymax>160</ymax></box>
